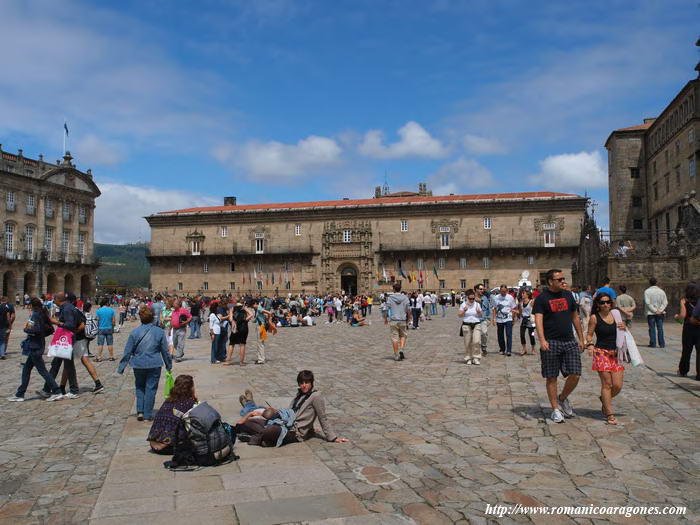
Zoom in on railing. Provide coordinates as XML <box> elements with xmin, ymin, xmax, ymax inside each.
<box><xmin>377</xmin><ymin>237</ymin><xmax>580</xmax><ymax>252</ymax></box>
<box><xmin>149</xmin><ymin>244</ymin><xmax>317</xmax><ymax>257</ymax></box>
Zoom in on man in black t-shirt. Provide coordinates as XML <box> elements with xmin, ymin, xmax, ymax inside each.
<box><xmin>0</xmin><ymin>296</ymin><xmax>16</xmax><ymax>359</ymax></box>
<box><xmin>533</xmin><ymin>269</ymin><xmax>584</xmax><ymax>424</ymax></box>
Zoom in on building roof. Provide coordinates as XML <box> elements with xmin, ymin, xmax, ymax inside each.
<box><xmin>156</xmin><ymin>191</ymin><xmax>583</xmax><ymax>216</ymax></box>
<box><xmin>613</xmin><ymin>123</ymin><xmax>653</xmax><ymax>132</ymax></box>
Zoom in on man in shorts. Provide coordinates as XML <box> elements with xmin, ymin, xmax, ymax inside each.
<box><xmin>385</xmin><ymin>282</ymin><xmax>410</xmax><ymax>361</ymax></box>
<box><xmin>533</xmin><ymin>269</ymin><xmax>584</xmax><ymax>424</ymax></box>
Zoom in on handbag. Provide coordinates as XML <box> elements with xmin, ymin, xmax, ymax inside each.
<box><xmin>47</xmin><ymin>327</ymin><xmax>74</xmax><ymax>359</ymax></box>
<box><xmin>624</xmin><ymin>331</ymin><xmax>643</xmax><ymax>367</ymax></box>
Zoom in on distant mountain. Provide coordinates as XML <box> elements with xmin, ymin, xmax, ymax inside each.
<box><xmin>95</xmin><ymin>242</ymin><xmax>150</xmax><ymax>288</ymax></box>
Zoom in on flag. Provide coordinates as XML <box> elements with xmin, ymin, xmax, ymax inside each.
<box><xmin>433</xmin><ymin>266</ymin><xmax>439</xmax><ymax>278</ymax></box>
<box><xmin>419</xmin><ymin>270</ymin><xmax>424</xmax><ymax>283</ymax></box>
<box><xmin>253</xmin><ymin>267</ymin><xmax>258</xmax><ymax>280</ymax></box>
<box><xmin>64</xmin><ymin>122</ymin><xmax>69</xmax><ymax>136</ymax></box>
<box><xmin>271</xmin><ymin>272</ymin><xmax>275</xmax><ymax>284</ymax></box>
<box><xmin>382</xmin><ymin>266</ymin><xmax>387</xmax><ymax>282</ymax></box>
<box><xmin>398</xmin><ymin>259</ymin><xmax>407</xmax><ymax>279</ymax></box>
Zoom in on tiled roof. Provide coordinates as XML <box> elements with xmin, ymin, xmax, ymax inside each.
<box><xmin>157</xmin><ymin>191</ymin><xmax>582</xmax><ymax>215</ymax></box>
<box><xmin>614</xmin><ymin>123</ymin><xmax>653</xmax><ymax>132</ymax></box>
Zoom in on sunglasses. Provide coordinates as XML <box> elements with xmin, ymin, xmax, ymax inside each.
<box><xmin>552</xmin><ymin>277</ymin><xmax>566</xmax><ymax>282</ymax></box>
<box><xmin>598</xmin><ymin>300</ymin><xmax>612</xmax><ymax>305</ymax></box>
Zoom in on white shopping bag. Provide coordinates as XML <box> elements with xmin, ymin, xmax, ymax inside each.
<box><xmin>624</xmin><ymin>330</ymin><xmax>643</xmax><ymax>367</ymax></box>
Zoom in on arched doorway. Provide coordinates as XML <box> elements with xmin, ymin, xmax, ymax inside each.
<box><xmin>64</xmin><ymin>274</ymin><xmax>76</xmax><ymax>294</ymax></box>
<box><xmin>80</xmin><ymin>274</ymin><xmax>92</xmax><ymax>299</ymax></box>
<box><xmin>2</xmin><ymin>271</ymin><xmax>15</xmax><ymax>298</ymax></box>
<box><xmin>339</xmin><ymin>265</ymin><xmax>358</xmax><ymax>296</ymax></box>
<box><xmin>47</xmin><ymin>273</ymin><xmax>58</xmax><ymax>294</ymax></box>
<box><xmin>23</xmin><ymin>272</ymin><xmax>35</xmax><ymax>296</ymax></box>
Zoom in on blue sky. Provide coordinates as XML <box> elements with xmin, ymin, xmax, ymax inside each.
<box><xmin>1</xmin><ymin>0</ymin><xmax>698</xmax><ymax>243</ymax></box>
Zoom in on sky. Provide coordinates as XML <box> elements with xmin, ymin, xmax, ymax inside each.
<box><xmin>1</xmin><ymin>0</ymin><xmax>698</xmax><ymax>243</ymax></box>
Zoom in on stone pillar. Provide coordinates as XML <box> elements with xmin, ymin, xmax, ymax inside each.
<box><xmin>55</xmin><ymin>198</ymin><xmax>64</xmax><ymax>261</ymax></box>
<box><xmin>71</xmin><ymin>201</ymin><xmax>80</xmax><ymax>262</ymax></box>
<box><xmin>37</xmin><ymin>195</ymin><xmax>46</xmax><ymax>252</ymax></box>
<box><xmin>87</xmin><ymin>204</ymin><xmax>95</xmax><ymax>262</ymax></box>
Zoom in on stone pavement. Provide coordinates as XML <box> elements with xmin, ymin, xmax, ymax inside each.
<box><xmin>0</xmin><ymin>307</ymin><xmax>698</xmax><ymax>524</ymax></box>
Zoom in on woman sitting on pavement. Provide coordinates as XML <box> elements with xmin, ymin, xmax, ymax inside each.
<box><xmin>117</xmin><ymin>306</ymin><xmax>172</xmax><ymax>421</ymax></box>
<box><xmin>147</xmin><ymin>374</ymin><xmax>197</xmax><ymax>454</ymax></box>
<box><xmin>350</xmin><ymin>310</ymin><xmax>368</xmax><ymax>327</ymax></box>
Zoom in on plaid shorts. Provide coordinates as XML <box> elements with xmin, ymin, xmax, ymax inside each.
<box><xmin>540</xmin><ymin>339</ymin><xmax>581</xmax><ymax>378</ymax></box>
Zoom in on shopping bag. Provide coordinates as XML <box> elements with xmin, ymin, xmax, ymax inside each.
<box><xmin>47</xmin><ymin>327</ymin><xmax>74</xmax><ymax>359</ymax></box>
<box><xmin>163</xmin><ymin>370</ymin><xmax>174</xmax><ymax>399</ymax></box>
<box><xmin>624</xmin><ymin>331</ymin><xmax>644</xmax><ymax>367</ymax></box>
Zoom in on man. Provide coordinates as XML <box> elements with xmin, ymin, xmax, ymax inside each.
<box><xmin>151</xmin><ymin>295</ymin><xmax>165</xmax><ymax>328</ymax></box>
<box><xmin>475</xmin><ymin>284</ymin><xmax>491</xmax><ymax>356</ymax></box>
<box><xmin>171</xmin><ymin>299</ymin><xmax>192</xmax><ymax>362</ymax></box>
<box><xmin>439</xmin><ymin>293</ymin><xmax>448</xmax><ymax>317</ymax></box>
<box><xmin>385</xmin><ymin>282</ymin><xmax>410</xmax><ymax>361</ymax></box>
<box><xmin>492</xmin><ymin>285</ymin><xmax>517</xmax><ymax>356</ymax></box>
<box><xmin>252</xmin><ymin>299</ymin><xmax>272</xmax><ymax>364</ymax></box>
<box><xmin>578</xmin><ymin>285</ymin><xmax>593</xmax><ymax>334</ymax></box>
<box><xmin>422</xmin><ymin>291</ymin><xmax>431</xmax><ymax>320</ymax></box>
<box><xmin>94</xmin><ymin>298</ymin><xmax>116</xmax><ymax>361</ymax></box>
<box><xmin>41</xmin><ymin>292</ymin><xmax>81</xmax><ymax>399</ymax></box>
<box><xmin>644</xmin><ymin>277</ymin><xmax>668</xmax><ymax>348</ymax></box>
<box><xmin>595</xmin><ymin>277</ymin><xmax>617</xmax><ymax>302</ymax></box>
<box><xmin>533</xmin><ymin>269</ymin><xmax>585</xmax><ymax>424</ymax></box>
<box><xmin>188</xmin><ymin>296</ymin><xmax>202</xmax><ymax>339</ymax></box>
<box><xmin>616</xmin><ymin>284</ymin><xmax>636</xmax><ymax>328</ymax></box>
<box><xmin>0</xmin><ymin>296</ymin><xmax>16</xmax><ymax>360</ymax></box>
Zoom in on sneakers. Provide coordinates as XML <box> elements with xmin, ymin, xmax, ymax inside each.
<box><xmin>46</xmin><ymin>394</ymin><xmax>64</xmax><ymax>402</ymax></box>
<box><xmin>550</xmin><ymin>409</ymin><xmax>565</xmax><ymax>424</ymax></box>
<box><xmin>63</xmin><ymin>393</ymin><xmax>79</xmax><ymax>399</ymax></box>
<box><xmin>7</xmin><ymin>396</ymin><xmax>24</xmax><ymax>402</ymax></box>
<box><xmin>399</xmin><ymin>351</ymin><xmax>405</xmax><ymax>360</ymax></box>
<box><xmin>558</xmin><ymin>396</ymin><xmax>575</xmax><ymax>418</ymax></box>
<box><xmin>93</xmin><ymin>383</ymin><xmax>105</xmax><ymax>394</ymax></box>
<box><xmin>35</xmin><ymin>389</ymin><xmax>50</xmax><ymax>399</ymax></box>
<box><xmin>472</xmin><ymin>358</ymin><xmax>480</xmax><ymax>365</ymax></box>
<box><xmin>394</xmin><ymin>354</ymin><xmax>400</xmax><ymax>361</ymax></box>
<box><xmin>464</xmin><ymin>357</ymin><xmax>472</xmax><ymax>364</ymax></box>
<box><xmin>254</xmin><ymin>360</ymin><xmax>265</xmax><ymax>365</ymax></box>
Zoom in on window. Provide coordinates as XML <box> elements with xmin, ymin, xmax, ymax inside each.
<box><xmin>343</xmin><ymin>229</ymin><xmax>352</xmax><ymax>243</ymax></box>
<box><xmin>483</xmin><ymin>279</ymin><xmax>489</xmax><ymax>289</ymax></box>
<box><xmin>440</xmin><ymin>233</ymin><xmax>450</xmax><ymax>249</ymax></box>
<box><xmin>633</xmin><ymin>219</ymin><xmax>644</xmax><ymax>230</ymax></box>
<box><xmin>4</xmin><ymin>223</ymin><xmax>14</xmax><ymax>254</ymax></box>
<box><xmin>203</xmin><ymin>281</ymin><xmax>209</xmax><ymax>291</ymax></box>
<box><xmin>664</xmin><ymin>173</ymin><xmax>670</xmax><ymax>195</ymax></box>
<box><xmin>527</xmin><ymin>255</ymin><xmax>535</xmax><ymax>265</ymax></box>
<box><xmin>438</xmin><ymin>226</ymin><xmax>450</xmax><ymax>233</ymax></box>
<box><xmin>255</xmin><ymin>262</ymin><xmax>262</xmax><ymax>272</ymax></box>
<box><xmin>439</xmin><ymin>279</ymin><xmax>446</xmax><ymax>289</ymax></box>
<box><xmin>203</xmin><ymin>263</ymin><xmax>208</xmax><ymax>273</ymax></box>
<box><xmin>438</xmin><ymin>257</ymin><xmax>445</xmax><ymax>270</ymax></box>
<box><xmin>630</xmin><ymin>167</ymin><xmax>640</xmax><ymax>179</ymax></box>
<box><xmin>459</xmin><ymin>279</ymin><xmax>466</xmax><ymax>289</ymax></box>
<box><xmin>653</xmin><ymin>182</ymin><xmax>658</xmax><ymax>200</ymax></box>
<box><xmin>255</xmin><ymin>238</ymin><xmax>264</xmax><ymax>254</ymax></box>
<box><xmin>654</xmin><ymin>217</ymin><xmax>660</xmax><ymax>244</ymax></box>
<box><xmin>254</xmin><ymin>232</ymin><xmax>265</xmax><ymax>239</ymax></box>
<box><xmin>459</xmin><ymin>257</ymin><xmax>467</xmax><ymax>269</ymax></box>
<box><xmin>229</xmin><ymin>262</ymin><xmax>235</xmax><ymax>272</ymax></box>
<box><xmin>26</xmin><ymin>194</ymin><xmax>35</xmax><ymax>215</ymax></box>
<box><xmin>221</xmin><ymin>226</ymin><xmax>228</xmax><ymax>238</ymax></box>
<box><xmin>191</xmin><ymin>240</ymin><xmax>201</xmax><ymax>255</ymax></box>
<box><xmin>400</xmin><ymin>219</ymin><xmax>408</xmax><ymax>232</ymax></box>
<box><xmin>44</xmin><ymin>226</ymin><xmax>53</xmax><ymax>253</ymax></box>
<box><xmin>295</xmin><ymin>223</ymin><xmax>302</xmax><ymax>236</ymax></box>
<box><xmin>283</xmin><ymin>261</ymin><xmax>290</xmax><ymax>271</ymax></box>
<box><xmin>177</xmin><ymin>282</ymin><xmax>183</xmax><ymax>291</ymax></box>
<box><xmin>78</xmin><ymin>232</ymin><xmax>86</xmax><ymax>257</ymax></box>
<box><xmin>542</xmin><ymin>222</ymin><xmax>556</xmax><ymax>230</ymax></box>
<box><xmin>63</xmin><ymin>202</ymin><xmax>72</xmax><ymax>221</ymax></box>
<box><xmin>675</xmin><ymin>140</ymin><xmax>680</xmax><ymax>157</ymax></box>
<box><xmin>482</xmin><ymin>256</ymin><xmax>490</xmax><ymax>269</ymax></box>
<box><xmin>665</xmin><ymin>212</ymin><xmax>671</xmax><ymax>238</ymax></box>
<box><xmin>229</xmin><ymin>282</ymin><xmax>235</xmax><ymax>290</ymax></box>
<box><xmin>5</xmin><ymin>191</ymin><xmax>15</xmax><ymax>212</ymax></box>
<box><xmin>257</xmin><ymin>281</ymin><xmax>263</xmax><ymax>291</ymax></box>
<box><xmin>79</xmin><ymin>204</ymin><xmax>87</xmax><ymax>224</ymax></box>
<box><xmin>25</xmin><ymin>225</ymin><xmax>35</xmax><ymax>254</ymax></box>
<box><xmin>62</xmin><ymin>230</ymin><xmax>70</xmax><ymax>255</ymax></box>
<box><xmin>285</xmin><ymin>281</ymin><xmax>291</xmax><ymax>290</ymax></box>
<box><xmin>690</xmin><ymin>156</ymin><xmax>697</xmax><ymax>178</ymax></box>
<box><xmin>177</xmin><ymin>262</ymin><xmax>183</xmax><ymax>273</ymax></box>
<box><xmin>675</xmin><ymin>166</ymin><xmax>681</xmax><ymax>186</ymax></box>
<box><xmin>690</xmin><ymin>129</ymin><xmax>695</xmax><ymax>144</ymax></box>
<box><xmin>417</xmin><ymin>258</ymin><xmax>424</xmax><ymax>270</ymax></box>
<box><xmin>483</xmin><ymin>217</ymin><xmax>492</xmax><ymax>229</ymax></box>
<box><xmin>544</xmin><ymin>230</ymin><xmax>556</xmax><ymax>247</ymax></box>
<box><xmin>632</xmin><ymin>196</ymin><xmax>642</xmax><ymax>208</ymax></box>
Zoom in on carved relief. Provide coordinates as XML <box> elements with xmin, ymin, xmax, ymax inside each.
<box><xmin>430</xmin><ymin>219</ymin><xmax>459</xmax><ymax>234</ymax></box>
<box><xmin>534</xmin><ymin>215</ymin><xmax>565</xmax><ymax>231</ymax></box>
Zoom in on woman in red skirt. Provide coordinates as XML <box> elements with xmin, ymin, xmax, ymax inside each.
<box><xmin>585</xmin><ymin>292</ymin><xmax>626</xmax><ymax>425</ymax></box>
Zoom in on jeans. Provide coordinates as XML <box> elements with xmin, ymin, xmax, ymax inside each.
<box><xmin>173</xmin><ymin>327</ymin><xmax>187</xmax><ymax>359</ymax></box>
<box><xmin>432</xmin><ymin>303</ymin><xmax>437</xmax><ymax>316</ymax></box>
<box><xmin>189</xmin><ymin>316</ymin><xmax>201</xmax><ymax>338</ymax></box>
<box><xmin>497</xmin><ymin>321</ymin><xmax>513</xmax><ymax>354</ymax></box>
<box><xmin>679</xmin><ymin>323</ymin><xmax>700</xmax><ymax>377</ymax></box>
<box><xmin>210</xmin><ymin>334</ymin><xmax>219</xmax><ymax>363</ymax></box>
<box><xmin>0</xmin><ymin>328</ymin><xmax>7</xmax><ymax>357</ymax></box>
<box><xmin>368</xmin><ymin>305</ymin><xmax>372</xmax><ymax>315</ymax></box>
<box><xmin>210</xmin><ymin>332</ymin><xmax>227</xmax><ymax>362</ymax></box>
<box><xmin>255</xmin><ymin>324</ymin><xmax>266</xmax><ymax>362</ymax></box>
<box><xmin>44</xmin><ymin>357</ymin><xmax>79</xmax><ymax>395</ymax></box>
<box><xmin>441</xmin><ymin>304</ymin><xmax>447</xmax><ymax>317</ymax></box>
<box><xmin>133</xmin><ymin>367</ymin><xmax>161</xmax><ymax>419</ymax></box>
<box><xmin>17</xmin><ymin>350</ymin><xmax>61</xmax><ymax>397</ymax></box>
<box><xmin>240</xmin><ymin>400</ymin><xmax>264</xmax><ymax>417</ymax></box>
<box><xmin>411</xmin><ymin>308</ymin><xmax>421</xmax><ymax>328</ymax></box>
<box><xmin>647</xmin><ymin>314</ymin><xmax>665</xmax><ymax>347</ymax></box>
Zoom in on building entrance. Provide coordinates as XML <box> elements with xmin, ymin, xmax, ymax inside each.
<box><xmin>340</xmin><ymin>267</ymin><xmax>357</xmax><ymax>296</ymax></box>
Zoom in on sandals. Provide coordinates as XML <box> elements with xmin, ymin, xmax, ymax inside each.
<box><xmin>108</xmin><ymin>357</ymin><xmax>116</xmax><ymax>362</ymax></box>
<box><xmin>606</xmin><ymin>414</ymin><xmax>618</xmax><ymax>425</ymax></box>
<box><xmin>94</xmin><ymin>357</ymin><xmax>102</xmax><ymax>362</ymax></box>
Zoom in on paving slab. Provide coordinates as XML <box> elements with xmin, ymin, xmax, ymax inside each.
<box><xmin>235</xmin><ymin>492</ymin><xmax>368</xmax><ymax>525</ymax></box>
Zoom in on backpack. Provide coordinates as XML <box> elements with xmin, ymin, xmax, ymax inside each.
<box><xmin>166</xmin><ymin>402</ymin><xmax>237</xmax><ymax>470</ymax></box>
<box><xmin>85</xmin><ymin>314</ymin><xmax>98</xmax><ymax>339</ymax></box>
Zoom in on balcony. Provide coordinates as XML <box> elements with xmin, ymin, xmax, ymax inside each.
<box><xmin>148</xmin><ymin>244</ymin><xmax>318</xmax><ymax>259</ymax></box>
<box><xmin>377</xmin><ymin>236</ymin><xmax>579</xmax><ymax>253</ymax></box>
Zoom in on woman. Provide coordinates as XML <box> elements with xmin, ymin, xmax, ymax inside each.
<box><xmin>225</xmin><ymin>302</ymin><xmax>253</xmax><ymax>366</ymax></box>
<box><xmin>117</xmin><ymin>306</ymin><xmax>172</xmax><ymax>421</ymax></box>
<box><xmin>118</xmin><ymin>301</ymin><xmax>127</xmax><ymax>327</ymax></box>
<box><xmin>675</xmin><ymin>282</ymin><xmax>700</xmax><ymax>380</ymax></box>
<box><xmin>351</xmin><ymin>310</ymin><xmax>367</xmax><ymax>327</ymax></box>
<box><xmin>161</xmin><ymin>297</ymin><xmax>174</xmax><ymax>355</ymax></box>
<box><xmin>518</xmin><ymin>290</ymin><xmax>536</xmax><ymax>356</ymax></box>
<box><xmin>458</xmin><ymin>289</ymin><xmax>483</xmax><ymax>365</ymax></box>
<box><xmin>7</xmin><ymin>298</ymin><xmax>63</xmax><ymax>402</ymax></box>
<box><xmin>208</xmin><ymin>300</ymin><xmax>222</xmax><ymax>364</ymax></box>
<box><xmin>409</xmin><ymin>292</ymin><xmax>421</xmax><ymax>329</ymax></box>
<box><xmin>585</xmin><ymin>292</ymin><xmax>625</xmax><ymax>425</ymax></box>
<box><xmin>147</xmin><ymin>374</ymin><xmax>197</xmax><ymax>454</ymax></box>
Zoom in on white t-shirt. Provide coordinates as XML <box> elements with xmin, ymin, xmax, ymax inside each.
<box><xmin>460</xmin><ymin>301</ymin><xmax>482</xmax><ymax>323</ymax></box>
<box><xmin>493</xmin><ymin>294</ymin><xmax>517</xmax><ymax>323</ymax></box>
<box><xmin>208</xmin><ymin>312</ymin><xmax>221</xmax><ymax>335</ymax></box>
<box><xmin>303</xmin><ymin>315</ymin><xmax>314</xmax><ymax>326</ymax></box>
<box><xmin>415</xmin><ymin>294</ymin><xmax>424</xmax><ymax>310</ymax></box>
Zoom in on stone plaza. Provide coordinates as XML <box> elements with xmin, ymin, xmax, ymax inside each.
<box><xmin>0</xmin><ymin>307</ymin><xmax>698</xmax><ymax>524</ymax></box>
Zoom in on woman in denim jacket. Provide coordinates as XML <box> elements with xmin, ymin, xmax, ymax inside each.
<box><xmin>118</xmin><ymin>306</ymin><xmax>172</xmax><ymax>421</ymax></box>
<box><xmin>7</xmin><ymin>298</ymin><xmax>63</xmax><ymax>402</ymax></box>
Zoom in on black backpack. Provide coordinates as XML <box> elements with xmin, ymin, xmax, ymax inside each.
<box><xmin>166</xmin><ymin>402</ymin><xmax>237</xmax><ymax>470</ymax></box>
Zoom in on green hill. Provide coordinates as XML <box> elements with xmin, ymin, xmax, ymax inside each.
<box><xmin>95</xmin><ymin>242</ymin><xmax>150</xmax><ymax>288</ymax></box>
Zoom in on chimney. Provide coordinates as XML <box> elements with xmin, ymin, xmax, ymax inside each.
<box><xmin>224</xmin><ymin>196</ymin><xmax>237</xmax><ymax>206</ymax></box>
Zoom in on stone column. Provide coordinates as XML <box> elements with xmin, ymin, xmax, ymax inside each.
<box><xmin>55</xmin><ymin>199</ymin><xmax>64</xmax><ymax>261</ymax></box>
<box><xmin>71</xmin><ymin>200</ymin><xmax>80</xmax><ymax>262</ymax></box>
<box><xmin>87</xmin><ymin>204</ymin><xmax>95</xmax><ymax>263</ymax></box>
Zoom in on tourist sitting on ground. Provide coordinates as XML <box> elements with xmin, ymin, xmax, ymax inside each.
<box><xmin>351</xmin><ymin>310</ymin><xmax>368</xmax><ymax>327</ymax></box>
<box><xmin>301</xmin><ymin>314</ymin><xmax>315</xmax><ymax>326</ymax></box>
<box><xmin>147</xmin><ymin>374</ymin><xmax>197</xmax><ymax>454</ymax></box>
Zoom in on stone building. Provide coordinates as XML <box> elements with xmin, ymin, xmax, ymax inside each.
<box><xmin>146</xmin><ymin>189</ymin><xmax>587</xmax><ymax>296</ymax></box>
<box><xmin>0</xmin><ymin>146</ymin><xmax>100</xmax><ymax>299</ymax></box>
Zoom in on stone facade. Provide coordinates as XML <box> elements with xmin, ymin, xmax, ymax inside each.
<box><xmin>0</xmin><ymin>147</ymin><xmax>100</xmax><ymax>299</ymax></box>
<box><xmin>147</xmin><ymin>191</ymin><xmax>587</xmax><ymax>296</ymax></box>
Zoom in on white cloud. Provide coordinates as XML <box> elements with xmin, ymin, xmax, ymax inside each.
<box><xmin>215</xmin><ymin>136</ymin><xmax>342</xmax><ymax>179</ymax></box>
<box><xmin>358</xmin><ymin>121</ymin><xmax>448</xmax><ymax>159</ymax></box>
<box><xmin>94</xmin><ymin>182</ymin><xmax>219</xmax><ymax>244</ymax></box>
<box><xmin>462</xmin><ymin>134</ymin><xmax>506</xmax><ymax>155</ymax></box>
<box><xmin>529</xmin><ymin>151</ymin><xmax>606</xmax><ymax>191</ymax></box>
<box><xmin>73</xmin><ymin>135</ymin><xmax>122</xmax><ymax>166</ymax></box>
<box><xmin>427</xmin><ymin>157</ymin><xmax>494</xmax><ymax>195</ymax></box>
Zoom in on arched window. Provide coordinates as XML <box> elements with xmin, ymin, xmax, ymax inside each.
<box><xmin>25</xmin><ymin>225</ymin><xmax>35</xmax><ymax>254</ymax></box>
<box><xmin>4</xmin><ymin>223</ymin><xmax>15</xmax><ymax>255</ymax></box>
